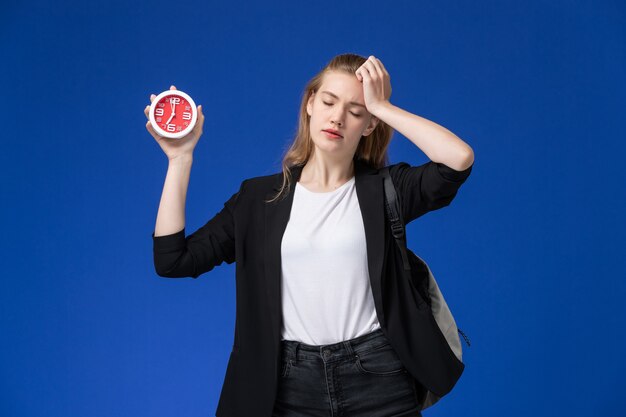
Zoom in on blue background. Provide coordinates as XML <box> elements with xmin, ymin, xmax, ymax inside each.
<box><xmin>1</xmin><ymin>0</ymin><xmax>624</xmax><ymax>416</ymax></box>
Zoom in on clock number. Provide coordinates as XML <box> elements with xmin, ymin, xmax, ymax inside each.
<box><xmin>155</xmin><ymin>108</ymin><xmax>164</xmax><ymax>116</ymax></box>
<box><xmin>182</xmin><ymin>112</ymin><xmax>191</xmax><ymax>121</ymax></box>
<box><xmin>170</xmin><ymin>97</ymin><xmax>181</xmax><ymax>105</ymax></box>
<box><xmin>167</xmin><ymin>124</ymin><xmax>176</xmax><ymax>132</ymax></box>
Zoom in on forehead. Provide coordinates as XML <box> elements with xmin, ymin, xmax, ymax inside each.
<box><xmin>319</xmin><ymin>71</ymin><xmax>363</xmax><ymax>101</ymax></box>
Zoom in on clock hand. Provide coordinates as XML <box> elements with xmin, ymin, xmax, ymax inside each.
<box><xmin>170</xmin><ymin>98</ymin><xmax>176</xmax><ymax>119</ymax></box>
<box><xmin>166</xmin><ymin>113</ymin><xmax>174</xmax><ymax>125</ymax></box>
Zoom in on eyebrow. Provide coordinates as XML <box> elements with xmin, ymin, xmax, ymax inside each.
<box><xmin>320</xmin><ymin>91</ymin><xmax>366</xmax><ymax>108</ymax></box>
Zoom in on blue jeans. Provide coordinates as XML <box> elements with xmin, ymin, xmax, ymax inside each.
<box><xmin>272</xmin><ymin>328</ymin><xmax>425</xmax><ymax>416</ymax></box>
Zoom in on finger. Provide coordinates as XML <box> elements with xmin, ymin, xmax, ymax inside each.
<box><xmin>359</xmin><ymin>65</ymin><xmax>373</xmax><ymax>81</ymax></box>
<box><xmin>146</xmin><ymin>121</ymin><xmax>164</xmax><ymax>140</ymax></box>
<box><xmin>150</xmin><ymin>93</ymin><xmax>156</xmax><ymax>102</ymax></box>
<box><xmin>361</xmin><ymin>60</ymin><xmax>374</xmax><ymax>75</ymax></box>
<box><xmin>197</xmin><ymin>105</ymin><xmax>204</xmax><ymax>130</ymax></box>
<box><xmin>146</xmin><ymin>120</ymin><xmax>156</xmax><ymax>136</ymax></box>
<box><xmin>364</xmin><ymin>59</ymin><xmax>381</xmax><ymax>79</ymax></box>
<box><xmin>170</xmin><ymin>85</ymin><xmax>176</xmax><ymax>90</ymax></box>
<box><xmin>196</xmin><ymin>105</ymin><xmax>203</xmax><ymax>122</ymax></box>
<box><xmin>356</xmin><ymin>66</ymin><xmax>370</xmax><ymax>81</ymax></box>
<box><xmin>144</xmin><ymin>105</ymin><xmax>150</xmax><ymax>118</ymax></box>
<box><xmin>369</xmin><ymin>56</ymin><xmax>385</xmax><ymax>78</ymax></box>
<box><xmin>374</xmin><ymin>57</ymin><xmax>389</xmax><ymax>76</ymax></box>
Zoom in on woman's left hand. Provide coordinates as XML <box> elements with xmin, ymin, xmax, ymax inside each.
<box><xmin>355</xmin><ymin>55</ymin><xmax>392</xmax><ymax>116</ymax></box>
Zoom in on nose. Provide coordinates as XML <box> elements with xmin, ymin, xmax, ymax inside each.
<box><xmin>329</xmin><ymin>104</ymin><xmax>345</xmax><ymax>127</ymax></box>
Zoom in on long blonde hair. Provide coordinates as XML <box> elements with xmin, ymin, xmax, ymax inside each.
<box><xmin>266</xmin><ymin>53</ymin><xmax>394</xmax><ymax>203</ymax></box>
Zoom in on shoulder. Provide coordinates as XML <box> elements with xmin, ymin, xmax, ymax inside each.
<box><xmin>233</xmin><ymin>168</ymin><xmax>289</xmax><ymax>203</ymax></box>
<box><xmin>239</xmin><ymin>171</ymin><xmax>282</xmax><ymax>192</ymax></box>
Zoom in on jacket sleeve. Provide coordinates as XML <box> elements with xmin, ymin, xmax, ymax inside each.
<box><xmin>388</xmin><ymin>160</ymin><xmax>473</xmax><ymax>225</ymax></box>
<box><xmin>151</xmin><ymin>180</ymin><xmax>244</xmax><ymax>278</ymax></box>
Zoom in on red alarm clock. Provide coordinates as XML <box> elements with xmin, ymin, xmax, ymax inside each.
<box><xmin>149</xmin><ymin>89</ymin><xmax>198</xmax><ymax>139</ymax></box>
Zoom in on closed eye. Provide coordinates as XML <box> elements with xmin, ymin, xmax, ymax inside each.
<box><xmin>322</xmin><ymin>101</ymin><xmax>362</xmax><ymax>118</ymax></box>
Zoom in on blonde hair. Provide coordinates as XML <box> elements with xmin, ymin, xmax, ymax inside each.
<box><xmin>266</xmin><ymin>53</ymin><xmax>394</xmax><ymax>203</ymax></box>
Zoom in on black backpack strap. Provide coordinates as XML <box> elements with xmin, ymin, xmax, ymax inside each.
<box><xmin>380</xmin><ymin>167</ymin><xmax>411</xmax><ymax>272</ymax></box>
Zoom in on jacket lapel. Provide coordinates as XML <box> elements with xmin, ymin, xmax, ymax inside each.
<box><xmin>263</xmin><ymin>159</ymin><xmax>386</xmax><ymax>344</ymax></box>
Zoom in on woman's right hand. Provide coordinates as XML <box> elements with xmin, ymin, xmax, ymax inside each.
<box><xmin>144</xmin><ymin>85</ymin><xmax>205</xmax><ymax>161</ymax></box>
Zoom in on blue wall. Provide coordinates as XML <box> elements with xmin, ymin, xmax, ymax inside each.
<box><xmin>1</xmin><ymin>0</ymin><xmax>624</xmax><ymax>416</ymax></box>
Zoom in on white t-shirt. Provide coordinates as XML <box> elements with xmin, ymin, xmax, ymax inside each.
<box><xmin>280</xmin><ymin>176</ymin><xmax>382</xmax><ymax>345</ymax></box>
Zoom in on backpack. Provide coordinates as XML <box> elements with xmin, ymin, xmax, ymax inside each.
<box><xmin>380</xmin><ymin>166</ymin><xmax>471</xmax><ymax>410</ymax></box>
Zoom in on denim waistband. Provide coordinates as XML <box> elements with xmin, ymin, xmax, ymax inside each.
<box><xmin>280</xmin><ymin>328</ymin><xmax>390</xmax><ymax>363</ymax></box>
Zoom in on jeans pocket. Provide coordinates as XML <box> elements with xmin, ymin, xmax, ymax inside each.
<box><xmin>354</xmin><ymin>344</ymin><xmax>407</xmax><ymax>376</ymax></box>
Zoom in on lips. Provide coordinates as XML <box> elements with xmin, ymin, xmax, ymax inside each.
<box><xmin>323</xmin><ymin>129</ymin><xmax>343</xmax><ymax>138</ymax></box>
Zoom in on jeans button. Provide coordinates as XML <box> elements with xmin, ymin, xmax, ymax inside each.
<box><xmin>323</xmin><ymin>349</ymin><xmax>331</xmax><ymax>358</ymax></box>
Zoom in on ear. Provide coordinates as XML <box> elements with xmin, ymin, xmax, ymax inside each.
<box><xmin>362</xmin><ymin>115</ymin><xmax>380</xmax><ymax>137</ymax></box>
<box><xmin>306</xmin><ymin>91</ymin><xmax>316</xmax><ymax>117</ymax></box>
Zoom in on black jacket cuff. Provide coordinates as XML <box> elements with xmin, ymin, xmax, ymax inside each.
<box><xmin>152</xmin><ymin>228</ymin><xmax>186</xmax><ymax>254</ymax></box>
<box><xmin>436</xmin><ymin>162</ymin><xmax>473</xmax><ymax>182</ymax></box>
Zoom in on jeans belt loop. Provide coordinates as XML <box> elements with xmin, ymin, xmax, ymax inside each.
<box><xmin>343</xmin><ymin>340</ymin><xmax>355</xmax><ymax>357</ymax></box>
<box><xmin>293</xmin><ymin>342</ymin><xmax>299</xmax><ymax>366</ymax></box>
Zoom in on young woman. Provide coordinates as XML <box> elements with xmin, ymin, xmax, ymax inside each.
<box><xmin>147</xmin><ymin>53</ymin><xmax>474</xmax><ymax>417</ymax></box>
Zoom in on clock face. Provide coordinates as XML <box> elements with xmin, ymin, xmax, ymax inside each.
<box><xmin>149</xmin><ymin>90</ymin><xmax>198</xmax><ymax>139</ymax></box>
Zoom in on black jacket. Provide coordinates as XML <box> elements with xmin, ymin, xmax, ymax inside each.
<box><xmin>152</xmin><ymin>157</ymin><xmax>473</xmax><ymax>417</ymax></box>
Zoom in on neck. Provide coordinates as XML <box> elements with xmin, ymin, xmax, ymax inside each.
<box><xmin>299</xmin><ymin>153</ymin><xmax>355</xmax><ymax>188</ymax></box>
